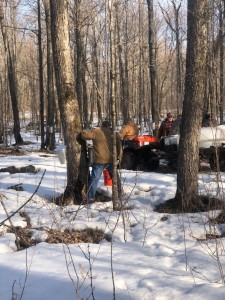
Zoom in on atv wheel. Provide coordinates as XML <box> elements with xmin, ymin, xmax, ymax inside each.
<box><xmin>146</xmin><ymin>154</ymin><xmax>160</xmax><ymax>171</ymax></box>
<box><xmin>137</xmin><ymin>150</ymin><xmax>159</xmax><ymax>171</ymax></box>
<box><xmin>121</xmin><ymin>150</ymin><xmax>136</xmax><ymax>170</ymax></box>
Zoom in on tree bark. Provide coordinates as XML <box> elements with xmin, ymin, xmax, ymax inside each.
<box><xmin>37</xmin><ymin>0</ymin><xmax>45</xmax><ymax>149</ymax></box>
<box><xmin>0</xmin><ymin>0</ymin><xmax>23</xmax><ymax>145</ymax></box>
<box><xmin>147</xmin><ymin>0</ymin><xmax>159</xmax><ymax>136</ymax></box>
<box><xmin>43</xmin><ymin>0</ymin><xmax>56</xmax><ymax>150</ymax></box>
<box><xmin>109</xmin><ymin>0</ymin><xmax>119</xmax><ymax>210</ymax></box>
<box><xmin>219</xmin><ymin>0</ymin><xmax>225</xmax><ymax>124</ymax></box>
<box><xmin>50</xmin><ymin>0</ymin><xmax>88</xmax><ymax>205</ymax></box>
<box><xmin>176</xmin><ymin>0</ymin><xmax>208</xmax><ymax>207</ymax></box>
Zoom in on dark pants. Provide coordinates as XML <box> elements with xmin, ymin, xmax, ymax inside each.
<box><xmin>88</xmin><ymin>162</ymin><xmax>121</xmax><ymax>200</ymax></box>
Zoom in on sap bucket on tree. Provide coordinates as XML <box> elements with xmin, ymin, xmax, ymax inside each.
<box><xmin>55</xmin><ymin>145</ymin><xmax>67</xmax><ymax>164</ymax></box>
<box><xmin>103</xmin><ymin>169</ymin><xmax>112</xmax><ymax>186</ymax></box>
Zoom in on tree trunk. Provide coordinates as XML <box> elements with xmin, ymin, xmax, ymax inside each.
<box><xmin>0</xmin><ymin>0</ymin><xmax>23</xmax><ymax>145</ymax></box>
<box><xmin>50</xmin><ymin>0</ymin><xmax>88</xmax><ymax>205</ymax></box>
<box><xmin>147</xmin><ymin>0</ymin><xmax>159</xmax><ymax>136</ymax></box>
<box><xmin>219</xmin><ymin>0</ymin><xmax>225</xmax><ymax>124</ymax></box>
<box><xmin>176</xmin><ymin>0</ymin><xmax>208</xmax><ymax>208</ymax></box>
<box><xmin>44</xmin><ymin>0</ymin><xmax>56</xmax><ymax>150</ymax></box>
<box><xmin>109</xmin><ymin>0</ymin><xmax>119</xmax><ymax>210</ymax></box>
<box><xmin>38</xmin><ymin>0</ymin><xmax>45</xmax><ymax>149</ymax></box>
<box><xmin>73</xmin><ymin>0</ymin><xmax>89</xmax><ymax>128</ymax></box>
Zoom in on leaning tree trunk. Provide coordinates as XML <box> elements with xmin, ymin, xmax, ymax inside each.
<box><xmin>175</xmin><ymin>0</ymin><xmax>208</xmax><ymax>208</ymax></box>
<box><xmin>50</xmin><ymin>0</ymin><xmax>88</xmax><ymax>205</ymax></box>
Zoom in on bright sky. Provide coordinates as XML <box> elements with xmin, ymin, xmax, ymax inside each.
<box><xmin>0</xmin><ymin>126</ymin><xmax>224</xmax><ymax>299</ymax></box>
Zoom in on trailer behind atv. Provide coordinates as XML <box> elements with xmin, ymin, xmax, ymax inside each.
<box><xmin>163</xmin><ymin>126</ymin><xmax>225</xmax><ymax>171</ymax></box>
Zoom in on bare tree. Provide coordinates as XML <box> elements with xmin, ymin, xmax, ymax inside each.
<box><xmin>43</xmin><ymin>0</ymin><xmax>56</xmax><ymax>150</ymax></box>
<box><xmin>109</xmin><ymin>0</ymin><xmax>120</xmax><ymax>210</ymax></box>
<box><xmin>219</xmin><ymin>0</ymin><xmax>225</xmax><ymax>124</ymax></box>
<box><xmin>37</xmin><ymin>0</ymin><xmax>45</xmax><ymax>149</ymax></box>
<box><xmin>175</xmin><ymin>0</ymin><xmax>208</xmax><ymax>207</ymax></box>
<box><xmin>50</xmin><ymin>0</ymin><xmax>88</xmax><ymax>205</ymax></box>
<box><xmin>0</xmin><ymin>0</ymin><xmax>23</xmax><ymax>145</ymax></box>
<box><xmin>147</xmin><ymin>0</ymin><xmax>159</xmax><ymax>136</ymax></box>
<box><xmin>160</xmin><ymin>0</ymin><xmax>183</xmax><ymax>115</ymax></box>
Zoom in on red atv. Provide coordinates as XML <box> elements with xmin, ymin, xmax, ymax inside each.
<box><xmin>121</xmin><ymin>135</ymin><xmax>160</xmax><ymax>171</ymax></box>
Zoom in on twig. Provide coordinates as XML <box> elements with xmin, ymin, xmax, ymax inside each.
<box><xmin>0</xmin><ymin>169</ymin><xmax>46</xmax><ymax>227</ymax></box>
<box><xmin>0</xmin><ymin>200</ymin><xmax>21</xmax><ymax>250</ymax></box>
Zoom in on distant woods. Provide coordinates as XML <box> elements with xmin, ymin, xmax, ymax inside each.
<box><xmin>0</xmin><ymin>0</ymin><xmax>224</xmax><ymax>145</ymax></box>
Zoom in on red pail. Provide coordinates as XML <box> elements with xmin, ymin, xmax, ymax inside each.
<box><xmin>103</xmin><ymin>169</ymin><xmax>112</xmax><ymax>186</ymax></box>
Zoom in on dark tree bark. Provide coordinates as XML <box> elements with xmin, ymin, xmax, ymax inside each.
<box><xmin>175</xmin><ymin>0</ymin><xmax>208</xmax><ymax>207</ymax></box>
<box><xmin>37</xmin><ymin>0</ymin><xmax>45</xmax><ymax>149</ymax></box>
<box><xmin>0</xmin><ymin>0</ymin><xmax>23</xmax><ymax>145</ymax></box>
<box><xmin>161</xmin><ymin>0</ymin><xmax>183</xmax><ymax>115</ymax></box>
<box><xmin>109</xmin><ymin>0</ymin><xmax>119</xmax><ymax>210</ymax></box>
<box><xmin>50</xmin><ymin>0</ymin><xmax>88</xmax><ymax>205</ymax></box>
<box><xmin>115</xmin><ymin>3</ymin><xmax>129</xmax><ymax>125</ymax></box>
<box><xmin>219</xmin><ymin>0</ymin><xmax>225</xmax><ymax>124</ymax></box>
<box><xmin>147</xmin><ymin>0</ymin><xmax>159</xmax><ymax>136</ymax></box>
<box><xmin>44</xmin><ymin>0</ymin><xmax>56</xmax><ymax>150</ymax></box>
<box><xmin>91</xmin><ymin>27</ymin><xmax>103</xmax><ymax>126</ymax></box>
<box><xmin>73</xmin><ymin>0</ymin><xmax>89</xmax><ymax>128</ymax></box>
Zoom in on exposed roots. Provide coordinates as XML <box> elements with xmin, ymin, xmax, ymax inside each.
<box><xmin>155</xmin><ymin>195</ymin><xmax>224</xmax><ymax>214</ymax></box>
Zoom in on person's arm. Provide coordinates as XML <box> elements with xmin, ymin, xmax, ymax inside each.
<box><xmin>81</xmin><ymin>128</ymin><xmax>96</xmax><ymax>140</ymax></box>
<box><xmin>119</xmin><ymin>125</ymin><xmax>128</xmax><ymax>139</ymax></box>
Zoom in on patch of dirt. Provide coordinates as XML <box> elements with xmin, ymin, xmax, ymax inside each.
<box><xmin>155</xmin><ymin>196</ymin><xmax>224</xmax><ymax>214</ymax></box>
<box><xmin>38</xmin><ymin>149</ymin><xmax>55</xmax><ymax>155</ymax></box>
<box><xmin>7</xmin><ymin>226</ymin><xmax>37</xmax><ymax>250</ymax></box>
<box><xmin>210</xmin><ymin>210</ymin><xmax>225</xmax><ymax>224</ymax></box>
<box><xmin>0</xmin><ymin>148</ymin><xmax>26</xmax><ymax>156</ymax></box>
<box><xmin>46</xmin><ymin>228</ymin><xmax>111</xmax><ymax>244</ymax></box>
<box><xmin>95</xmin><ymin>191</ymin><xmax>112</xmax><ymax>202</ymax></box>
<box><xmin>8</xmin><ymin>214</ymin><xmax>110</xmax><ymax>250</ymax></box>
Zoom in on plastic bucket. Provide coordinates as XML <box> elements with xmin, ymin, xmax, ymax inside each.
<box><xmin>103</xmin><ymin>169</ymin><xmax>112</xmax><ymax>186</ymax></box>
<box><xmin>55</xmin><ymin>145</ymin><xmax>67</xmax><ymax>164</ymax></box>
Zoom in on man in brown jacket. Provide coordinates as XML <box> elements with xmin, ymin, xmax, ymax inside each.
<box><xmin>119</xmin><ymin>119</ymin><xmax>139</xmax><ymax>141</ymax></box>
<box><xmin>81</xmin><ymin>120</ymin><xmax>121</xmax><ymax>202</ymax></box>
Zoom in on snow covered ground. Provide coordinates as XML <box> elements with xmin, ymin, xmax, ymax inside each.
<box><xmin>0</xmin><ymin>130</ymin><xmax>225</xmax><ymax>300</ymax></box>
